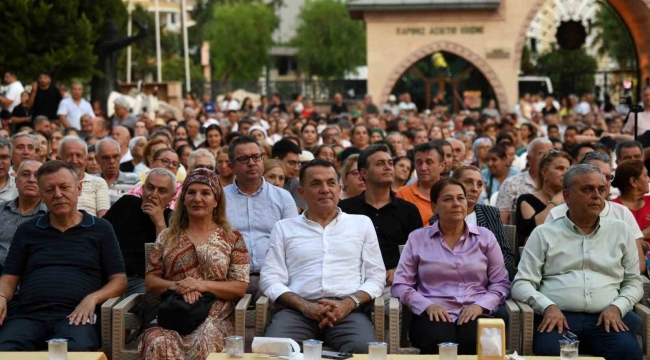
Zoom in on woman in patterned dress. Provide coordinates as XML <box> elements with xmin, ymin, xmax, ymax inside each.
<box><xmin>139</xmin><ymin>168</ymin><xmax>250</xmax><ymax>360</ymax></box>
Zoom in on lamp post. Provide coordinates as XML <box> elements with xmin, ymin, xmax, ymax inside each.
<box><xmin>126</xmin><ymin>0</ymin><xmax>132</xmax><ymax>83</ymax></box>
<box><xmin>155</xmin><ymin>0</ymin><xmax>162</xmax><ymax>82</ymax></box>
<box><xmin>181</xmin><ymin>0</ymin><xmax>191</xmax><ymax>93</ymax></box>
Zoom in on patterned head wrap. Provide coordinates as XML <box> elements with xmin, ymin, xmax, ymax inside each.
<box><xmin>180</xmin><ymin>168</ymin><xmax>222</xmax><ymax>204</ymax></box>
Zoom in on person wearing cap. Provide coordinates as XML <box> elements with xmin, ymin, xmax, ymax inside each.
<box><xmin>224</xmin><ymin>136</ymin><xmax>297</xmax><ymax>297</ymax></box>
<box><xmin>364</xmin><ymin>94</ymin><xmax>379</xmax><ymax>115</ymax></box>
<box><xmin>382</xmin><ymin>95</ymin><xmax>400</xmax><ymax>116</ymax></box>
<box><xmin>248</xmin><ymin>126</ymin><xmax>269</xmax><ymax>144</ymax></box>
<box><xmin>299</xmin><ymin>150</ymin><xmax>314</xmax><ymax>164</ymax></box>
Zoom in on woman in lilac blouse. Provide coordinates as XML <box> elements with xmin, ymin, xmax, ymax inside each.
<box><xmin>391</xmin><ymin>178</ymin><xmax>510</xmax><ymax>354</ymax></box>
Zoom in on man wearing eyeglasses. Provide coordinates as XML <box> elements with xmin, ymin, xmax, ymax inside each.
<box><xmin>224</xmin><ymin>136</ymin><xmax>298</xmax><ymax>297</ymax></box>
<box><xmin>95</xmin><ymin>138</ymin><xmax>140</xmax><ymax>204</ymax></box>
<box><xmin>273</xmin><ymin>139</ymin><xmax>307</xmax><ymax>211</ymax></box>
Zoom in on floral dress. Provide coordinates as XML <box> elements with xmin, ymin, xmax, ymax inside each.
<box><xmin>139</xmin><ymin>227</ymin><xmax>250</xmax><ymax>360</ymax></box>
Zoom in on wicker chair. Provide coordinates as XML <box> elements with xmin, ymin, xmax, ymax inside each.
<box><xmin>255</xmin><ymin>295</ymin><xmax>385</xmax><ymax>345</ymax></box>
<box><xmin>101</xmin><ymin>295</ymin><xmax>123</xmax><ymax>360</ymax></box>
<box><xmin>111</xmin><ymin>243</ymin><xmax>252</xmax><ymax>360</ymax></box>
<box><xmin>516</xmin><ymin>300</ymin><xmax>650</xmax><ymax>356</ymax></box>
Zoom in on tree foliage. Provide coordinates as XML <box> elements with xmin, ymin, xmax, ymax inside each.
<box><xmin>203</xmin><ymin>2</ymin><xmax>277</xmax><ymax>81</ymax></box>
<box><xmin>591</xmin><ymin>4</ymin><xmax>637</xmax><ymax>69</ymax></box>
<box><xmin>294</xmin><ymin>0</ymin><xmax>366</xmax><ymax>79</ymax></box>
<box><xmin>0</xmin><ymin>0</ymin><xmax>126</xmax><ymax>82</ymax></box>
<box><xmin>536</xmin><ymin>45</ymin><xmax>598</xmax><ymax>96</ymax></box>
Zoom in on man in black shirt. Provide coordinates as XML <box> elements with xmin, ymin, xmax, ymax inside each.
<box><xmin>27</xmin><ymin>72</ymin><xmax>62</xmax><ymax>121</ymax></box>
<box><xmin>330</xmin><ymin>93</ymin><xmax>348</xmax><ymax>115</ymax></box>
<box><xmin>103</xmin><ymin>168</ymin><xmax>174</xmax><ymax>295</ymax></box>
<box><xmin>339</xmin><ymin>144</ymin><xmax>421</xmax><ymax>305</ymax></box>
<box><xmin>0</xmin><ymin>161</ymin><xmax>126</xmax><ymax>351</ymax></box>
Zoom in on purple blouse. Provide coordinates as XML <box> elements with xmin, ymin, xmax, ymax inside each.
<box><xmin>391</xmin><ymin>221</ymin><xmax>510</xmax><ymax>320</ymax></box>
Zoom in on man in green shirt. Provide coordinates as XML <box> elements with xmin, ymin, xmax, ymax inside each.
<box><xmin>513</xmin><ymin>164</ymin><xmax>643</xmax><ymax>360</ymax></box>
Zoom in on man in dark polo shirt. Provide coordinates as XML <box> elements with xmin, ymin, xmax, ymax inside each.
<box><xmin>0</xmin><ymin>160</ymin><xmax>126</xmax><ymax>351</ymax></box>
<box><xmin>339</xmin><ymin>144</ymin><xmax>422</xmax><ymax>305</ymax></box>
<box><xmin>27</xmin><ymin>72</ymin><xmax>62</xmax><ymax>121</ymax></box>
<box><xmin>103</xmin><ymin>168</ymin><xmax>175</xmax><ymax>296</ymax></box>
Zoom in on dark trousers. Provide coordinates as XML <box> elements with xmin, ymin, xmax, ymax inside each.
<box><xmin>533</xmin><ymin>311</ymin><xmax>642</xmax><ymax>360</ymax></box>
<box><xmin>264</xmin><ymin>308</ymin><xmax>375</xmax><ymax>353</ymax></box>
<box><xmin>0</xmin><ymin>315</ymin><xmax>100</xmax><ymax>351</ymax></box>
<box><xmin>408</xmin><ymin>305</ymin><xmax>510</xmax><ymax>355</ymax></box>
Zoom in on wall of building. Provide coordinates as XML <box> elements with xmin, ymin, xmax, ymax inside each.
<box><xmin>359</xmin><ymin>0</ymin><xmax>650</xmax><ymax>111</ymax></box>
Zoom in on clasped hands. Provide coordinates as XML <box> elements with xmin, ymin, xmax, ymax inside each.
<box><xmin>303</xmin><ymin>298</ymin><xmax>355</xmax><ymax>329</ymax></box>
<box><xmin>175</xmin><ymin>276</ymin><xmax>206</xmax><ymax>305</ymax></box>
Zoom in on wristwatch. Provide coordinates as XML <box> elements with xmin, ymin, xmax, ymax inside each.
<box><xmin>347</xmin><ymin>294</ymin><xmax>361</xmax><ymax>309</ymax></box>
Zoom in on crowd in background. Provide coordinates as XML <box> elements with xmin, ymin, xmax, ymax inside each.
<box><xmin>0</xmin><ymin>67</ymin><xmax>649</xmax><ymax>360</ymax></box>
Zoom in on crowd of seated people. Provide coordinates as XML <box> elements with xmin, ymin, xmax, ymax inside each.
<box><xmin>1</xmin><ymin>71</ymin><xmax>650</xmax><ymax>359</ymax></box>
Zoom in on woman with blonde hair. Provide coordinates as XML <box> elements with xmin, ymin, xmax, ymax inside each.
<box><xmin>263</xmin><ymin>159</ymin><xmax>286</xmax><ymax>188</ymax></box>
<box><xmin>140</xmin><ymin>169</ymin><xmax>249</xmax><ymax>360</ymax></box>
<box><xmin>340</xmin><ymin>154</ymin><xmax>366</xmax><ymax>200</ymax></box>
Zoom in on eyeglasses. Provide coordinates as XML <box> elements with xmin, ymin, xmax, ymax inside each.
<box><xmin>158</xmin><ymin>158</ymin><xmax>180</xmax><ymax>169</ymax></box>
<box><xmin>346</xmin><ymin>170</ymin><xmax>360</xmax><ymax>177</ymax></box>
<box><xmin>580</xmin><ymin>151</ymin><xmax>611</xmax><ymax>164</ymax></box>
<box><xmin>234</xmin><ymin>154</ymin><xmax>263</xmax><ymax>164</ymax></box>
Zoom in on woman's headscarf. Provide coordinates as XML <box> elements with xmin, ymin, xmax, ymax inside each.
<box><xmin>248</xmin><ymin>125</ymin><xmax>268</xmax><ymax>139</ymax></box>
<box><xmin>180</xmin><ymin>168</ymin><xmax>222</xmax><ymax>204</ymax></box>
<box><xmin>368</xmin><ymin>127</ymin><xmax>386</xmax><ymax>140</ymax></box>
<box><xmin>472</xmin><ymin>137</ymin><xmax>493</xmax><ymax>155</ymax></box>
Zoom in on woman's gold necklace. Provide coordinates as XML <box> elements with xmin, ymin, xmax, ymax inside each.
<box><xmin>187</xmin><ymin>226</ymin><xmax>218</xmax><ymax>241</ymax></box>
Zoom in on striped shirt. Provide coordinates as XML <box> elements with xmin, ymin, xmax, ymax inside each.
<box><xmin>0</xmin><ymin>199</ymin><xmax>48</xmax><ymax>265</ymax></box>
<box><xmin>78</xmin><ymin>173</ymin><xmax>110</xmax><ymax>216</ymax></box>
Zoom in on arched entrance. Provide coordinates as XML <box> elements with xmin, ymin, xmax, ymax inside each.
<box><xmin>350</xmin><ymin>0</ymin><xmax>650</xmax><ymax>110</ymax></box>
<box><xmin>380</xmin><ymin>41</ymin><xmax>509</xmax><ymax>112</ymax></box>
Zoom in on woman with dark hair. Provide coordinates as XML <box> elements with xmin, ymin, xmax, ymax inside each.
<box><xmin>517</xmin><ymin>123</ymin><xmax>536</xmax><ymax>156</ymax></box>
<box><xmin>482</xmin><ymin>145</ymin><xmax>519</xmax><ymax>202</ymax></box>
<box><xmin>177</xmin><ymin>145</ymin><xmax>194</xmax><ymax>170</ymax></box>
<box><xmin>351</xmin><ymin>124</ymin><xmax>370</xmax><ymax>150</ymax></box>
<box><xmin>300</xmin><ymin>123</ymin><xmax>318</xmax><ymax>152</ymax></box>
<box><xmin>392</xmin><ymin>156</ymin><xmax>413</xmax><ymax>192</ymax></box>
<box><xmin>430</xmin><ymin>166</ymin><xmax>515</xmax><ymax>272</ymax></box>
<box><xmin>216</xmin><ymin>146</ymin><xmax>234</xmax><ymax>186</ymax></box>
<box><xmin>175</xmin><ymin>125</ymin><xmax>188</xmax><ymax>140</ymax></box>
<box><xmin>611</xmin><ymin>159</ymin><xmax>650</xmax><ymax>274</ymax></box>
<box><xmin>516</xmin><ymin>150</ymin><xmax>571</xmax><ymax>241</ymax></box>
<box><xmin>200</xmin><ymin>124</ymin><xmax>224</xmax><ymax>156</ymax></box>
<box><xmin>241</xmin><ymin>97</ymin><xmax>254</xmax><ymax>115</ymax></box>
<box><xmin>312</xmin><ymin>144</ymin><xmax>336</xmax><ymax>163</ymax></box>
<box><xmin>139</xmin><ymin>169</ymin><xmax>249</xmax><ymax>359</ymax></box>
<box><xmin>392</xmin><ymin>178</ymin><xmax>510</xmax><ymax>354</ymax></box>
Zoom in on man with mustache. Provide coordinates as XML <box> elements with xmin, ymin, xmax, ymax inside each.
<box><xmin>260</xmin><ymin>159</ymin><xmax>385</xmax><ymax>353</ymax></box>
<box><xmin>513</xmin><ymin>164</ymin><xmax>644</xmax><ymax>359</ymax></box>
<box><xmin>104</xmin><ymin>168</ymin><xmax>175</xmax><ymax>295</ymax></box>
<box><xmin>0</xmin><ymin>161</ymin><xmax>126</xmax><ymax>351</ymax></box>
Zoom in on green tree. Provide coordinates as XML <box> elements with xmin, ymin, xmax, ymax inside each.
<box><xmin>591</xmin><ymin>4</ymin><xmax>637</xmax><ymax>69</ymax></box>
<box><xmin>536</xmin><ymin>45</ymin><xmax>598</xmax><ymax>96</ymax></box>
<box><xmin>203</xmin><ymin>2</ymin><xmax>277</xmax><ymax>81</ymax></box>
<box><xmin>520</xmin><ymin>44</ymin><xmax>537</xmax><ymax>75</ymax></box>
<box><xmin>162</xmin><ymin>56</ymin><xmax>205</xmax><ymax>93</ymax></box>
<box><xmin>294</xmin><ymin>0</ymin><xmax>366</xmax><ymax>79</ymax></box>
<box><xmin>0</xmin><ymin>0</ymin><xmax>125</xmax><ymax>82</ymax></box>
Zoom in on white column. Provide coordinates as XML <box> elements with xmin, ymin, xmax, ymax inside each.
<box><xmin>181</xmin><ymin>0</ymin><xmax>191</xmax><ymax>93</ymax></box>
<box><xmin>155</xmin><ymin>0</ymin><xmax>162</xmax><ymax>82</ymax></box>
<box><xmin>126</xmin><ymin>0</ymin><xmax>133</xmax><ymax>83</ymax></box>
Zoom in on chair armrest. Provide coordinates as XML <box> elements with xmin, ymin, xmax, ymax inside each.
<box><xmin>643</xmin><ymin>277</ymin><xmax>650</xmax><ymax>301</ymax></box>
<box><xmin>256</xmin><ymin>296</ymin><xmax>270</xmax><ymax>337</ymax></box>
<box><xmin>373</xmin><ymin>296</ymin><xmax>385</xmax><ymax>342</ymax></box>
<box><xmin>504</xmin><ymin>299</ymin><xmax>521</xmax><ymax>355</ymax></box>
<box><xmin>515</xmin><ymin>300</ymin><xmax>534</xmax><ymax>356</ymax></box>
<box><xmin>112</xmin><ymin>294</ymin><xmax>144</xmax><ymax>356</ymax></box>
<box><xmin>635</xmin><ymin>302</ymin><xmax>650</xmax><ymax>357</ymax></box>
<box><xmin>235</xmin><ymin>294</ymin><xmax>252</xmax><ymax>337</ymax></box>
<box><xmin>101</xmin><ymin>295</ymin><xmax>122</xmax><ymax>357</ymax></box>
<box><xmin>388</xmin><ymin>298</ymin><xmax>400</xmax><ymax>354</ymax></box>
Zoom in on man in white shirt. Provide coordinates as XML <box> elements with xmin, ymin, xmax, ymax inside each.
<box><xmin>398</xmin><ymin>92</ymin><xmax>417</xmax><ymax>113</ymax></box>
<box><xmin>0</xmin><ymin>71</ymin><xmax>24</xmax><ymax>115</ymax></box>
<box><xmin>220</xmin><ymin>92</ymin><xmax>240</xmax><ymax>111</ymax></box>
<box><xmin>260</xmin><ymin>159</ymin><xmax>386</xmax><ymax>353</ymax></box>
<box><xmin>57</xmin><ymin>82</ymin><xmax>95</xmax><ymax>130</ymax></box>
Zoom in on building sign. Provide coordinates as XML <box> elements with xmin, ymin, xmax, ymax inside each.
<box><xmin>486</xmin><ymin>48</ymin><xmax>510</xmax><ymax>59</ymax></box>
<box><xmin>396</xmin><ymin>26</ymin><xmax>484</xmax><ymax>36</ymax></box>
